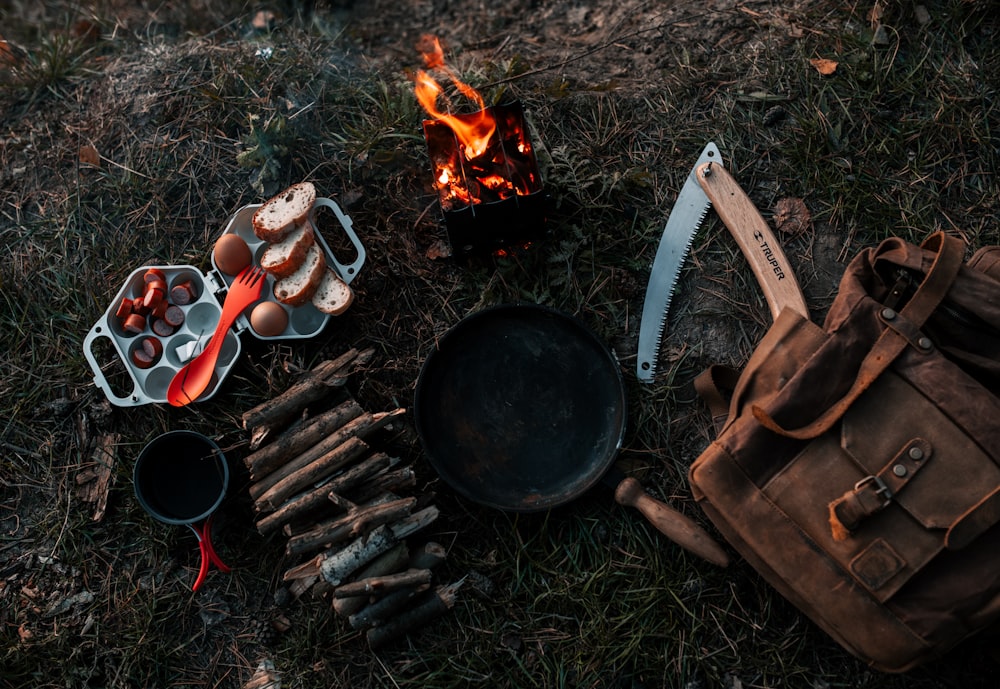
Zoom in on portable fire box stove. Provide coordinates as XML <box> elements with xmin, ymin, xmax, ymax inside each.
<box><xmin>423</xmin><ymin>101</ymin><xmax>548</xmax><ymax>257</ymax></box>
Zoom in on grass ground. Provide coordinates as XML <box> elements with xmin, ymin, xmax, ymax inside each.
<box><xmin>1</xmin><ymin>0</ymin><xmax>999</xmax><ymax>687</ymax></box>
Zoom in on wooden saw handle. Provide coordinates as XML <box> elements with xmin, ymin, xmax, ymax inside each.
<box><xmin>696</xmin><ymin>161</ymin><xmax>808</xmax><ymax>320</ymax></box>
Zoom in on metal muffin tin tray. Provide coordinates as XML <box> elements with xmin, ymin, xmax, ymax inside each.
<box><xmin>83</xmin><ymin>197</ymin><xmax>365</xmax><ymax>407</ymax></box>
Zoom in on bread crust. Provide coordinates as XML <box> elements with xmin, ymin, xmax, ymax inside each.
<box><xmin>260</xmin><ymin>221</ymin><xmax>315</xmax><ymax>279</ymax></box>
<box><xmin>252</xmin><ymin>182</ymin><xmax>316</xmax><ymax>242</ymax></box>
<box><xmin>273</xmin><ymin>243</ymin><xmax>326</xmax><ymax>306</ymax></box>
<box><xmin>311</xmin><ymin>267</ymin><xmax>354</xmax><ymax>316</ymax></box>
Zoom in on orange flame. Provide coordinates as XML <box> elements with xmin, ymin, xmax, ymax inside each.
<box><xmin>414</xmin><ymin>35</ymin><xmax>496</xmax><ymax>160</ymax></box>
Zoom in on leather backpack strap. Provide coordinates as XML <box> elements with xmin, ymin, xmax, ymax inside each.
<box><xmin>694</xmin><ymin>365</ymin><xmax>740</xmax><ymax>433</ymax></box>
<box><xmin>752</xmin><ymin>232</ymin><xmax>966</xmax><ymax>440</ymax></box>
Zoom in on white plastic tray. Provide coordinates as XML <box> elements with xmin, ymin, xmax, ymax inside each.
<box><xmin>83</xmin><ymin>197</ymin><xmax>365</xmax><ymax>406</ymax></box>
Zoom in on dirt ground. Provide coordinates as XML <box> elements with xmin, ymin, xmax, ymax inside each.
<box><xmin>3</xmin><ymin>0</ymin><xmax>999</xmax><ymax>686</ymax></box>
<box><xmin>322</xmin><ymin>0</ymin><xmax>853</xmax><ymax>364</ymax></box>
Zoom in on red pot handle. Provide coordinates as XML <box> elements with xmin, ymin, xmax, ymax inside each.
<box><xmin>188</xmin><ymin>514</ymin><xmax>231</xmax><ymax>592</ymax></box>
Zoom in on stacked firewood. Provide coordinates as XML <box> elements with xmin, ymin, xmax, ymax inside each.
<box><xmin>241</xmin><ymin>348</ymin><xmax>461</xmax><ymax>648</ymax></box>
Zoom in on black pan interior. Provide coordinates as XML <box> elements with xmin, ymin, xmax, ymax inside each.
<box><xmin>414</xmin><ymin>304</ymin><xmax>626</xmax><ymax>512</ymax></box>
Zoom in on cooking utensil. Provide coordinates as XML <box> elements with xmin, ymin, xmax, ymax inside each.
<box><xmin>414</xmin><ymin>303</ymin><xmax>729</xmax><ymax>566</ymax></box>
<box><xmin>637</xmin><ymin>142</ymin><xmax>721</xmax><ymax>382</ymax></box>
<box><xmin>133</xmin><ymin>430</ymin><xmax>231</xmax><ymax>591</ymax></box>
<box><xmin>167</xmin><ymin>265</ymin><xmax>266</xmax><ymax>407</ymax></box>
<box><xmin>603</xmin><ymin>466</ymin><xmax>729</xmax><ymax>566</ymax></box>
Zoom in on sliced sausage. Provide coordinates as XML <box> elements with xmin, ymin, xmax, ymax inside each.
<box><xmin>143</xmin><ymin>268</ymin><xmax>167</xmax><ymax>284</ymax></box>
<box><xmin>123</xmin><ymin>313</ymin><xmax>146</xmax><ymax>334</ymax></box>
<box><xmin>114</xmin><ymin>297</ymin><xmax>133</xmax><ymax>320</ymax></box>
<box><xmin>170</xmin><ymin>280</ymin><xmax>197</xmax><ymax>305</ymax></box>
<box><xmin>142</xmin><ymin>286</ymin><xmax>165</xmax><ymax>312</ymax></box>
<box><xmin>152</xmin><ymin>299</ymin><xmax>169</xmax><ymax>319</ymax></box>
<box><xmin>132</xmin><ymin>296</ymin><xmax>150</xmax><ymax>316</ymax></box>
<box><xmin>142</xmin><ymin>336</ymin><xmax>163</xmax><ymax>360</ymax></box>
<box><xmin>131</xmin><ymin>337</ymin><xmax>163</xmax><ymax>369</ymax></box>
<box><xmin>163</xmin><ymin>304</ymin><xmax>185</xmax><ymax>328</ymax></box>
<box><xmin>151</xmin><ymin>318</ymin><xmax>175</xmax><ymax>337</ymax></box>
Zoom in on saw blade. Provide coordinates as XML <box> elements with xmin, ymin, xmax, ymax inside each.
<box><xmin>636</xmin><ymin>142</ymin><xmax>721</xmax><ymax>382</ymax></box>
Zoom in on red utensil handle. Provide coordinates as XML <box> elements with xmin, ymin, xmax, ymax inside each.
<box><xmin>189</xmin><ymin>516</ymin><xmax>231</xmax><ymax>592</ymax></box>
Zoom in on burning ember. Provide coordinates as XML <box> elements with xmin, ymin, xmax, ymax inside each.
<box><xmin>414</xmin><ymin>35</ymin><xmax>547</xmax><ymax>256</ymax></box>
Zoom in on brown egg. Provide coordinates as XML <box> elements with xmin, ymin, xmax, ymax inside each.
<box><xmin>249</xmin><ymin>301</ymin><xmax>289</xmax><ymax>337</ymax></box>
<box><xmin>213</xmin><ymin>233</ymin><xmax>252</xmax><ymax>275</ymax></box>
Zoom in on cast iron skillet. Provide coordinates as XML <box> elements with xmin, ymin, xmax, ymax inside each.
<box><xmin>414</xmin><ymin>303</ymin><xmax>626</xmax><ymax>511</ymax></box>
<box><xmin>414</xmin><ymin>303</ymin><xmax>731</xmax><ymax>566</ymax></box>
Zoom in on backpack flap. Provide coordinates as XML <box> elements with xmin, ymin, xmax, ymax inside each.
<box><xmin>824</xmin><ymin>366</ymin><xmax>1000</xmax><ymax>601</ymax></box>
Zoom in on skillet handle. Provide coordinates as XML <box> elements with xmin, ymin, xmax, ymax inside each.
<box><xmin>615</xmin><ymin>477</ymin><xmax>730</xmax><ymax>567</ymax></box>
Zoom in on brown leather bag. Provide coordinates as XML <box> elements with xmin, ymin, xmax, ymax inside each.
<box><xmin>689</xmin><ymin>231</ymin><xmax>1000</xmax><ymax>672</ymax></box>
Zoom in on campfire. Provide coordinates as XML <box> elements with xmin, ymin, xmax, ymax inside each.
<box><xmin>415</xmin><ymin>35</ymin><xmax>547</xmax><ymax>257</ymax></box>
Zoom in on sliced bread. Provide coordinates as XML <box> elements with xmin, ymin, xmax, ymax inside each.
<box><xmin>311</xmin><ymin>267</ymin><xmax>354</xmax><ymax>316</ymax></box>
<box><xmin>260</xmin><ymin>221</ymin><xmax>315</xmax><ymax>279</ymax></box>
<box><xmin>273</xmin><ymin>243</ymin><xmax>326</xmax><ymax>306</ymax></box>
<box><xmin>252</xmin><ymin>181</ymin><xmax>316</xmax><ymax>242</ymax></box>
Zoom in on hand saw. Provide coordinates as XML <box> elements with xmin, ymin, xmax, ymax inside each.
<box><xmin>637</xmin><ymin>147</ymin><xmax>808</xmax><ymax>382</ymax></box>
<box><xmin>636</xmin><ymin>142</ymin><xmax>720</xmax><ymax>382</ymax></box>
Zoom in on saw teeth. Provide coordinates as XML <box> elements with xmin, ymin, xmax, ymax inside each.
<box><xmin>636</xmin><ymin>141</ymin><xmax>722</xmax><ymax>382</ymax></box>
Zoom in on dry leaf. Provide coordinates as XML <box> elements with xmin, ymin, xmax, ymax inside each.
<box><xmin>772</xmin><ymin>198</ymin><xmax>812</xmax><ymax>236</ymax></box>
<box><xmin>425</xmin><ymin>239</ymin><xmax>452</xmax><ymax>260</ymax></box>
<box><xmin>79</xmin><ymin>145</ymin><xmax>100</xmax><ymax>167</ymax></box>
<box><xmin>869</xmin><ymin>1</ymin><xmax>885</xmax><ymax>26</ymax></box>
<box><xmin>18</xmin><ymin>623</ymin><xmax>33</xmax><ymax>642</ymax></box>
<box><xmin>252</xmin><ymin>10</ymin><xmax>277</xmax><ymax>31</ymax></box>
<box><xmin>810</xmin><ymin>58</ymin><xmax>838</xmax><ymax>76</ymax></box>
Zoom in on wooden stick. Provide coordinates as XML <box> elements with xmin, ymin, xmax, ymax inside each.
<box><xmin>326</xmin><ymin>491</ymin><xmax>355</xmax><ymax>512</ymax></box>
<box><xmin>245</xmin><ymin>398</ymin><xmax>363</xmax><ymax>480</ymax></box>
<box><xmin>350</xmin><ymin>466</ymin><xmax>417</xmax><ymax>504</ymax></box>
<box><xmin>409</xmin><ymin>542</ymin><xmax>447</xmax><ymax>570</ymax></box>
<box><xmin>75</xmin><ymin>432</ymin><xmax>118</xmax><ymax>522</ymax></box>
<box><xmin>285</xmin><ymin>492</ymin><xmax>394</xmax><ymax>538</ymax></box>
<box><xmin>283</xmin><ymin>557</ymin><xmax>322</xmax><ymax>581</ymax></box>
<box><xmin>309</xmin><ymin>578</ymin><xmax>333</xmax><ymax>598</ymax></box>
<box><xmin>332</xmin><ymin>542</ymin><xmax>410</xmax><ymax>618</ymax></box>
<box><xmin>250</xmin><ymin>410</ymin><xmax>372</xmax><ymax>498</ymax></box>
<box><xmin>346</xmin><ymin>541</ymin><xmax>449</xmax><ymax>621</ymax></box>
<box><xmin>389</xmin><ymin>506</ymin><xmax>440</xmax><ymax>540</ymax></box>
<box><xmin>285</xmin><ymin>496</ymin><xmax>417</xmax><ymax>557</ymax></box>
<box><xmin>250</xmin><ymin>408</ymin><xmax>404</xmax><ymax>501</ymax></box>
<box><xmin>317</xmin><ymin>509</ymin><xmax>438</xmax><ymax>587</ymax></box>
<box><xmin>288</xmin><ymin>575</ymin><xmax>319</xmax><ymax>598</ymax></box>
<box><xmin>366</xmin><ymin>582</ymin><xmax>461</xmax><ymax>649</ymax></box>
<box><xmin>319</xmin><ymin>525</ymin><xmax>399</xmax><ymax>587</ymax></box>
<box><xmin>254</xmin><ymin>442</ymin><xmax>370</xmax><ymax>536</ymax></box>
<box><xmin>334</xmin><ymin>568</ymin><xmax>432</xmax><ymax>599</ymax></box>
<box><xmin>349</xmin><ymin>584</ymin><xmax>430</xmax><ymax>630</ymax></box>
<box><xmin>243</xmin><ymin>348</ymin><xmax>374</xmax><ymax>446</ymax></box>
<box><xmin>254</xmin><ymin>435</ymin><xmax>375</xmax><ymax>512</ymax></box>
<box><xmin>322</xmin><ymin>452</ymin><xmax>394</xmax><ymax>501</ymax></box>
<box><xmin>243</xmin><ymin>349</ymin><xmax>365</xmax><ymax>427</ymax></box>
